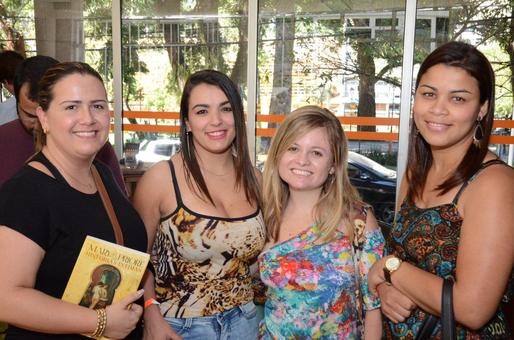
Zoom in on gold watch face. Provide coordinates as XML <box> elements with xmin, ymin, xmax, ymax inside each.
<box><xmin>386</xmin><ymin>257</ymin><xmax>401</xmax><ymax>271</ymax></box>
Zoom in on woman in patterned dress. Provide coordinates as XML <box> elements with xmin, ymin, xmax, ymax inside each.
<box><xmin>368</xmin><ymin>41</ymin><xmax>514</xmax><ymax>339</ymax></box>
<box><xmin>259</xmin><ymin>105</ymin><xmax>384</xmax><ymax>339</ymax></box>
<box><xmin>134</xmin><ymin>70</ymin><xmax>265</xmax><ymax>340</ymax></box>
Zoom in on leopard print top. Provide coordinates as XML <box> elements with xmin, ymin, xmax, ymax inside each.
<box><xmin>152</xmin><ymin>161</ymin><xmax>265</xmax><ymax>318</ymax></box>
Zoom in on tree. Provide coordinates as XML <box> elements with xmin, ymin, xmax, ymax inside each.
<box><xmin>157</xmin><ymin>0</ymin><xmax>244</xmax><ymax>100</ymax></box>
<box><xmin>291</xmin><ymin>13</ymin><xmax>407</xmax><ymax>132</ymax></box>
<box><xmin>455</xmin><ymin>1</ymin><xmax>514</xmax><ymax>119</ymax></box>
<box><xmin>84</xmin><ymin>0</ymin><xmax>151</xmax><ymax>141</ymax></box>
<box><xmin>226</xmin><ymin>0</ymin><xmax>248</xmax><ymax>87</ymax></box>
<box><xmin>0</xmin><ymin>0</ymin><xmax>30</xmax><ymax>55</ymax></box>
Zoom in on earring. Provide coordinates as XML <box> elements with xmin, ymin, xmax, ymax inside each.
<box><xmin>186</xmin><ymin>131</ymin><xmax>193</xmax><ymax>159</ymax></box>
<box><xmin>43</xmin><ymin>127</ymin><xmax>48</xmax><ymax>134</ymax></box>
<box><xmin>473</xmin><ymin>115</ymin><xmax>484</xmax><ymax>148</ymax></box>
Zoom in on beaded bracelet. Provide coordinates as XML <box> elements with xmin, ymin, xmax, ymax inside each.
<box><xmin>91</xmin><ymin>308</ymin><xmax>107</xmax><ymax>338</ymax></box>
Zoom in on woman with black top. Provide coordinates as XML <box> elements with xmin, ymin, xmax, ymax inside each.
<box><xmin>0</xmin><ymin>62</ymin><xmax>147</xmax><ymax>339</ymax></box>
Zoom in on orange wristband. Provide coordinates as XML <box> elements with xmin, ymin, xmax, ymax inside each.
<box><xmin>144</xmin><ymin>298</ymin><xmax>160</xmax><ymax>309</ymax></box>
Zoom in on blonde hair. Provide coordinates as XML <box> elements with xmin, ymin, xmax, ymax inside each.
<box><xmin>262</xmin><ymin>105</ymin><xmax>360</xmax><ymax>243</ymax></box>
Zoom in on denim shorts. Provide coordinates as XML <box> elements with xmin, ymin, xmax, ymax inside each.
<box><xmin>165</xmin><ymin>301</ymin><xmax>260</xmax><ymax>340</ymax></box>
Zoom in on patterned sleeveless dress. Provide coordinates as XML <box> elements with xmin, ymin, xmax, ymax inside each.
<box><xmin>385</xmin><ymin>159</ymin><xmax>512</xmax><ymax>339</ymax></box>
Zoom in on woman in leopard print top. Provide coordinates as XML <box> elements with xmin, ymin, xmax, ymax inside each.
<box><xmin>134</xmin><ymin>70</ymin><xmax>264</xmax><ymax>340</ymax></box>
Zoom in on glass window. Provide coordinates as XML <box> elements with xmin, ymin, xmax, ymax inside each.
<box><xmin>0</xmin><ymin>0</ymin><xmax>115</xmax><ymax>136</ymax></box>
<box><xmin>119</xmin><ymin>1</ymin><xmax>249</xmax><ymax>157</ymax></box>
<box><xmin>1</xmin><ymin>0</ymin><xmax>511</xmax><ymax>175</ymax></box>
<box><xmin>256</xmin><ymin>3</ymin><xmax>405</xmax><ymax>157</ymax></box>
<box><xmin>347</xmin><ymin>163</ymin><xmax>361</xmax><ymax>179</ymax></box>
<box><xmin>256</xmin><ymin>1</ymin><xmax>406</xmax><ymax>222</ymax></box>
<box><xmin>415</xmin><ymin>1</ymin><xmax>514</xmax><ymax>164</ymax></box>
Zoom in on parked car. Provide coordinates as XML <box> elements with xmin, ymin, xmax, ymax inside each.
<box><xmin>348</xmin><ymin>151</ymin><xmax>397</xmax><ymax>225</ymax></box>
<box><xmin>136</xmin><ymin>138</ymin><xmax>181</xmax><ymax>163</ymax></box>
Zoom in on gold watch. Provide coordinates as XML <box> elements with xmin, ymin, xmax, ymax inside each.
<box><xmin>383</xmin><ymin>256</ymin><xmax>402</xmax><ymax>284</ymax></box>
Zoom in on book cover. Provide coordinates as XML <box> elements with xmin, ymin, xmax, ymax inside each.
<box><xmin>62</xmin><ymin>236</ymin><xmax>149</xmax><ymax>339</ymax></box>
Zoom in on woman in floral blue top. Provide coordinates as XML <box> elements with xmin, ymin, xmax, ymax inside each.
<box><xmin>259</xmin><ymin>106</ymin><xmax>385</xmax><ymax>339</ymax></box>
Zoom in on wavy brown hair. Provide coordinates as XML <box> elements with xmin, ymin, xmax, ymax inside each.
<box><xmin>407</xmin><ymin>41</ymin><xmax>495</xmax><ymax>202</ymax></box>
<box><xmin>262</xmin><ymin>105</ymin><xmax>360</xmax><ymax>243</ymax></box>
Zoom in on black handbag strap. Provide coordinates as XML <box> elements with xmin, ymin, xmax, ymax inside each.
<box><xmin>415</xmin><ymin>278</ymin><xmax>456</xmax><ymax>340</ymax></box>
<box><xmin>416</xmin><ymin>314</ymin><xmax>438</xmax><ymax>340</ymax></box>
<box><xmin>442</xmin><ymin>278</ymin><xmax>456</xmax><ymax>340</ymax></box>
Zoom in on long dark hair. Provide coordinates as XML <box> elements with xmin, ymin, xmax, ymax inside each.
<box><xmin>179</xmin><ymin>69</ymin><xmax>260</xmax><ymax>206</ymax></box>
<box><xmin>406</xmin><ymin>41</ymin><xmax>495</xmax><ymax>202</ymax></box>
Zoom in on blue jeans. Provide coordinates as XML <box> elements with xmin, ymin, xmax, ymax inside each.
<box><xmin>165</xmin><ymin>301</ymin><xmax>260</xmax><ymax>340</ymax></box>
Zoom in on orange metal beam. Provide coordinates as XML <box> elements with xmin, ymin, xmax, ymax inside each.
<box><xmin>490</xmin><ymin>135</ymin><xmax>514</xmax><ymax>144</ymax></box>
<box><xmin>113</xmin><ymin>111</ymin><xmax>514</xmax><ymax>127</ymax></box>
<box><xmin>493</xmin><ymin>120</ymin><xmax>514</xmax><ymax>128</ymax></box>
<box><xmin>111</xmin><ymin>124</ymin><xmax>180</xmax><ymax>133</ymax></box>
<box><xmin>256</xmin><ymin>114</ymin><xmax>400</xmax><ymax>126</ymax></box>
<box><xmin>110</xmin><ymin>111</ymin><xmax>514</xmax><ymax>144</ymax></box>
<box><xmin>110</xmin><ymin>111</ymin><xmax>180</xmax><ymax>119</ymax></box>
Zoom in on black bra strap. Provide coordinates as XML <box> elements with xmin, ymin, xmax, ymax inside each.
<box><xmin>167</xmin><ymin>160</ymin><xmax>183</xmax><ymax>206</ymax></box>
<box><xmin>452</xmin><ymin>159</ymin><xmax>505</xmax><ymax>205</ymax></box>
<box><xmin>29</xmin><ymin>152</ymin><xmax>69</xmax><ymax>185</ymax></box>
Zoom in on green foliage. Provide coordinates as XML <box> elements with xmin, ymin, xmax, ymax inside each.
<box><xmin>84</xmin><ymin>0</ymin><xmax>149</xmax><ymax>108</ymax></box>
<box><xmin>0</xmin><ymin>0</ymin><xmax>33</xmax><ymax>53</ymax></box>
<box><xmin>450</xmin><ymin>1</ymin><xmax>514</xmax><ymax>118</ymax></box>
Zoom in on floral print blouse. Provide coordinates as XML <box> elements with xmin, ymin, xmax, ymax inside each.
<box><xmin>259</xmin><ymin>204</ymin><xmax>384</xmax><ymax>339</ymax></box>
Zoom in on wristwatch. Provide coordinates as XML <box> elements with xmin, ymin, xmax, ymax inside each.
<box><xmin>383</xmin><ymin>256</ymin><xmax>402</xmax><ymax>284</ymax></box>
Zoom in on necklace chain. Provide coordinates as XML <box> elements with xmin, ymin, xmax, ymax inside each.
<box><xmin>45</xmin><ymin>151</ymin><xmax>95</xmax><ymax>191</ymax></box>
<box><xmin>199</xmin><ymin>165</ymin><xmax>232</xmax><ymax>177</ymax></box>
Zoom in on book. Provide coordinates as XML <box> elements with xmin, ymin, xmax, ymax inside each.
<box><xmin>62</xmin><ymin>236</ymin><xmax>150</xmax><ymax>339</ymax></box>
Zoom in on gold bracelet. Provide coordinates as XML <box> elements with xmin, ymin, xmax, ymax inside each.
<box><xmin>91</xmin><ymin>308</ymin><xmax>107</xmax><ymax>338</ymax></box>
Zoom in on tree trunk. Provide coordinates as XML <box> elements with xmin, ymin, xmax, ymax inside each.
<box><xmin>269</xmin><ymin>15</ymin><xmax>295</xmax><ymax>117</ymax></box>
<box><xmin>230</xmin><ymin>4</ymin><xmax>248</xmax><ymax>89</ymax></box>
<box><xmin>163</xmin><ymin>22</ymin><xmax>182</xmax><ymax>75</ymax></box>
<box><xmin>195</xmin><ymin>0</ymin><xmax>224</xmax><ymax>71</ymax></box>
<box><xmin>508</xmin><ymin>4</ymin><xmax>514</xmax><ymax>120</ymax></box>
<box><xmin>356</xmin><ymin>41</ymin><xmax>376</xmax><ymax>132</ymax></box>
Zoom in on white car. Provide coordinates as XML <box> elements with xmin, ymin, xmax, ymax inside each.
<box><xmin>136</xmin><ymin>139</ymin><xmax>181</xmax><ymax>163</ymax></box>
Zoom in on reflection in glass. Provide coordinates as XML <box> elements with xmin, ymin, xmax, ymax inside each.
<box><xmin>120</xmin><ymin>1</ymin><xmax>249</xmax><ymax>151</ymax></box>
<box><xmin>256</xmin><ymin>1</ymin><xmax>406</xmax><ymax>166</ymax></box>
<box><xmin>414</xmin><ymin>1</ymin><xmax>514</xmax><ymax>163</ymax></box>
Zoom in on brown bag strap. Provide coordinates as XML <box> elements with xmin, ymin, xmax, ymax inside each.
<box><xmin>91</xmin><ymin>165</ymin><xmax>124</xmax><ymax>245</ymax></box>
